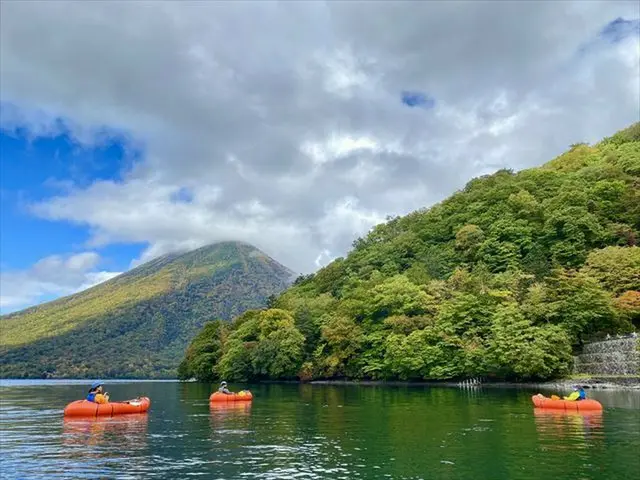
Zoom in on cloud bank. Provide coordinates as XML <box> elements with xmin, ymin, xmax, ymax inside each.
<box><xmin>1</xmin><ymin>1</ymin><xmax>638</xmax><ymax>309</ymax></box>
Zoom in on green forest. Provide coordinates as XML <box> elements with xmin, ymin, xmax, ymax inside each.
<box><xmin>179</xmin><ymin>123</ymin><xmax>640</xmax><ymax>383</ymax></box>
<box><xmin>0</xmin><ymin>242</ymin><xmax>294</xmax><ymax>378</ymax></box>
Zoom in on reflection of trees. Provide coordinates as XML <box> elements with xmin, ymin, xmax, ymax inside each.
<box><xmin>298</xmin><ymin>383</ymin><xmax>313</xmax><ymax>403</ymax></box>
<box><xmin>533</xmin><ymin>408</ymin><xmax>604</xmax><ymax>451</ymax></box>
<box><xmin>63</xmin><ymin>414</ymin><xmax>149</xmax><ymax>451</ymax></box>
<box><xmin>179</xmin><ymin>381</ymin><xmax>215</xmax><ymax>408</ymax></box>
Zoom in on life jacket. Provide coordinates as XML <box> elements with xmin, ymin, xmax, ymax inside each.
<box><xmin>564</xmin><ymin>391</ymin><xmax>580</xmax><ymax>401</ymax></box>
<box><xmin>578</xmin><ymin>389</ymin><xmax>586</xmax><ymax>400</ymax></box>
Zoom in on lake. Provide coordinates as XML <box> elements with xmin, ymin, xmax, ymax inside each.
<box><xmin>1</xmin><ymin>380</ymin><xmax>639</xmax><ymax>479</ymax></box>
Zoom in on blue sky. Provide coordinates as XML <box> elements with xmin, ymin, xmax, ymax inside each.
<box><xmin>600</xmin><ymin>17</ymin><xmax>640</xmax><ymax>43</ymax></box>
<box><xmin>0</xmin><ymin>122</ymin><xmax>145</xmax><ymax>312</ymax></box>
<box><xmin>401</xmin><ymin>91</ymin><xmax>436</xmax><ymax>109</ymax></box>
<box><xmin>1</xmin><ymin>3</ymin><xmax>638</xmax><ymax>314</ymax></box>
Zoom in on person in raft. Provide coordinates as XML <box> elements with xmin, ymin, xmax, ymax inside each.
<box><xmin>218</xmin><ymin>381</ymin><xmax>233</xmax><ymax>395</ymax></box>
<box><xmin>87</xmin><ymin>381</ymin><xmax>110</xmax><ymax>404</ymax></box>
<box><xmin>563</xmin><ymin>386</ymin><xmax>587</xmax><ymax>401</ymax></box>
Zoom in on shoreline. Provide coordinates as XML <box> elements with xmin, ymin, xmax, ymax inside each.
<box><xmin>227</xmin><ymin>374</ymin><xmax>640</xmax><ymax>391</ymax></box>
<box><xmin>2</xmin><ymin>377</ymin><xmax>639</xmax><ymax>390</ymax></box>
<box><xmin>301</xmin><ymin>377</ymin><xmax>640</xmax><ymax>391</ymax></box>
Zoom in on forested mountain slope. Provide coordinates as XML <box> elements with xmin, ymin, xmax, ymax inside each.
<box><xmin>1</xmin><ymin>242</ymin><xmax>294</xmax><ymax>378</ymax></box>
<box><xmin>181</xmin><ymin>123</ymin><xmax>640</xmax><ymax>382</ymax></box>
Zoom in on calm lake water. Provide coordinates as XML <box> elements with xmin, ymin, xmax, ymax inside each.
<box><xmin>0</xmin><ymin>380</ymin><xmax>639</xmax><ymax>479</ymax></box>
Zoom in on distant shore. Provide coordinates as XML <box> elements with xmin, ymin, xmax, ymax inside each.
<box><xmin>3</xmin><ymin>376</ymin><xmax>639</xmax><ymax>390</ymax></box>
<box><xmin>293</xmin><ymin>376</ymin><xmax>640</xmax><ymax>391</ymax></box>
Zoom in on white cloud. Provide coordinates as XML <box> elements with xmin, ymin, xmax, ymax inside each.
<box><xmin>320</xmin><ymin>48</ymin><xmax>371</xmax><ymax>94</ymax></box>
<box><xmin>302</xmin><ymin>134</ymin><xmax>382</xmax><ymax>166</ymax></box>
<box><xmin>0</xmin><ymin>252</ymin><xmax>121</xmax><ymax>313</ymax></box>
<box><xmin>314</xmin><ymin>249</ymin><xmax>334</xmax><ymax>268</ymax></box>
<box><xmin>0</xmin><ymin>1</ymin><xmax>638</xmax><ymax>308</ymax></box>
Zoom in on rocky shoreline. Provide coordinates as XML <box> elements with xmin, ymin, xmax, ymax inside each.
<box><xmin>529</xmin><ymin>377</ymin><xmax>640</xmax><ymax>391</ymax></box>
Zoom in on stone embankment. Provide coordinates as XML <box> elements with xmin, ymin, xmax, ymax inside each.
<box><xmin>573</xmin><ymin>336</ymin><xmax>639</xmax><ymax>376</ymax></box>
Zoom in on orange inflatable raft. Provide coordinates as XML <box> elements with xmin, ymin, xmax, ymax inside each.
<box><xmin>531</xmin><ymin>394</ymin><xmax>602</xmax><ymax>412</ymax></box>
<box><xmin>209</xmin><ymin>390</ymin><xmax>253</xmax><ymax>403</ymax></box>
<box><xmin>64</xmin><ymin>397</ymin><xmax>151</xmax><ymax>417</ymax></box>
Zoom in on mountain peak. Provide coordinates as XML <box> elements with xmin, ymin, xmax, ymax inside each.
<box><xmin>1</xmin><ymin>241</ymin><xmax>294</xmax><ymax>379</ymax></box>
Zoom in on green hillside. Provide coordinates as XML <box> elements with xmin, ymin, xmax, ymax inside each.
<box><xmin>0</xmin><ymin>242</ymin><xmax>294</xmax><ymax>378</ymax></box>
<box><xmin>181</xmin><ymin>123</ymin><xmax>640</xmax><ymax>383</ymax></box>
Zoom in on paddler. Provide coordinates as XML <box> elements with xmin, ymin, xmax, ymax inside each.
<box><xmin>86</xmin><ymin>381</ymin><xmax>110</xmax><ymax>404</ymax></box>
<box><xmin>563</xmin><ymin>385</ymin><xmax>586</xmax><ymax>401</ymax></box>
<box><xmin>218</xmin><ymin>381</ymin><xmax>233</xmax><ymax>395</ymax></box>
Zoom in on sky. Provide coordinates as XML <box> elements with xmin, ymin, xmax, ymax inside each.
<box><xmin>0</xmin><ymin>1</ymin><xmax>639</xmax><ymax>314</ymax></box>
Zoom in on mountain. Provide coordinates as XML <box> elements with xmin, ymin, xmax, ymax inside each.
<box><xmin>0</xmin><ymin>242</ymin><xmax>295</xmax><ymax>378</ymax></box>
<box><xmin>181</xmin><ymin>122</ymin><xmax>640</xmax><ymax>383</ymax></box>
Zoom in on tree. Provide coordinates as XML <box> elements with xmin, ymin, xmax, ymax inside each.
<box><xmin>614</xmin><ymin>290</ymin><xmax>640</xmax><ymax>327</ymax></box>
<box><xmin>177</xmin><ymin>320</ymin><xmax>225</xmax><ymax>381</ymax></box>
<box><xmin>255</xmin><ymin>309</ymin><xmax>305</xmax><ymax>377</ymax></box>
<box><xmin>383</xmin><ymin>327</ymin><xmax>464</xmax><ymax>380</ymax></box>
<box><xmin>317</xmin><ymin>315</ymin><xmax>364</xmax><ymax>377</ymax></box>
<box><xmin>455</xmin><ymin>224</ymin><xmax>485</xmax><ymax>262</ymax></box>
<box><xmin>487</xmin><ymin>303</ymin><xmax>572</xmax><ymax>380</ymax></box>
<box><xmin>216</xmin><ymin>312</ymin><xmax>261</xmax><ymax>381</ymax></box>
<box><xmin>522</xmin><ymin>270</ymin><xmax>625</xmax><ymax>339</ymax></box>
<box><xmin>217</xmin><ymin>309</ymin><xmax>304</xmax><ymax>380</ymax></box>
<box><xmin>367</xmin><ymin>275</ymin><xmax>437</xmax><ymax>320</ymax></box>
<box><xmin>582</xmin><ymin>246</ymin><xmax>640</xmax><ymax>294</ymax></box>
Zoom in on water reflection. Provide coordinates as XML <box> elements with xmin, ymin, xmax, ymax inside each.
<box><xmin>209</xmin><ymin>402</ymin><xmax>252</xmax><ymax>433</ymax></box>
<box><xmin>533</xmin><ymin>408</ymin><xmax>604</xmax><ymax>450</ymax></box>
<box><xmin>209</xmin><ymin>401</ymin><xmax>252</xmax><ymax>414</ymax></box>
<box><xmin>63</xmin><ymin>414</ymin><xmax>149</xmax><ymax>449</ymax></box>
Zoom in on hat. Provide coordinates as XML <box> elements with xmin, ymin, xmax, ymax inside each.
<box><xmin>220</xmin><ymin>381</ymin><xmax>227</xmax><ymax>386</ymax></box>
<box><xmin>90</xmin><ymin>381</ymin><xmax>104</xmax><ymax>390</ymax></box>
